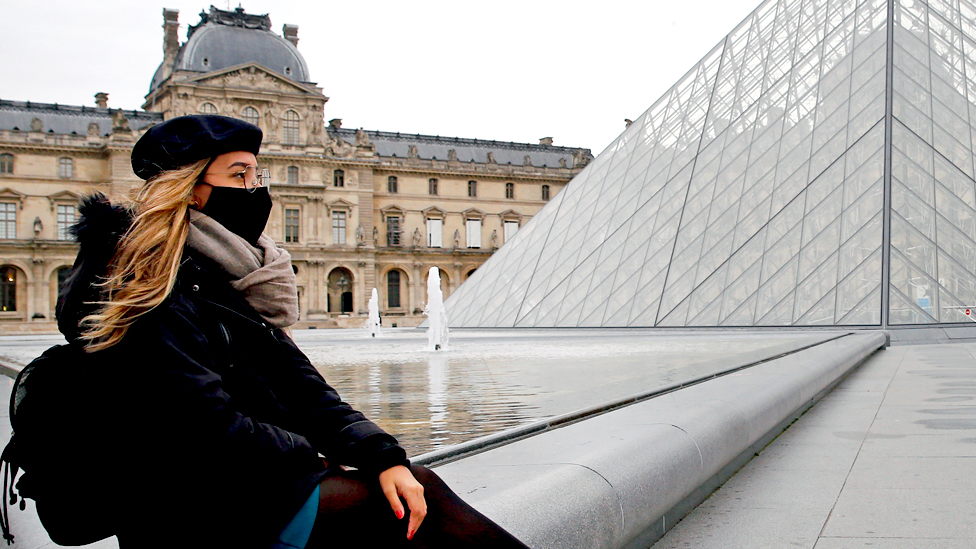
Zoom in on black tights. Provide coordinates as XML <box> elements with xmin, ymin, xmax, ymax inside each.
<box><xmin>305</xmin><ymin>465</ymin><xmax>529</xmax><ymax>549</ymax></box>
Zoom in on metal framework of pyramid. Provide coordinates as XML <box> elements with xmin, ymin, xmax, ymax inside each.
<box><xmin>447</xmin><ymin>0</ymin><xmax>976</xmax><ymax>328</ymax></box>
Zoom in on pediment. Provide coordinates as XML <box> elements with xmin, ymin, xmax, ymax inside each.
<box><xmin>0</xmin><ymin>188</ymin><xmax>26</xmax><ymax>209</ymax></box>
<box><xmin>328</xmin><ymin>198</ymin><xmax>354</xmax><ymax>211</ymax></box>
<box><xmin>499</xmin><ymin>209</ymin><xmax>522</xmax><ymax>221</ymax></box>
<box><xmin>422</xmin><ymin>206</ymin><xmax>445</xmax><ymax>218</ymax></box>
<box><xmin>189</xmin><ymin>63</ymin><xmax>317</xmax><ymax>95</ymax></box>
<box><xmin>47</xmin><ymin>190</ymin><xmax>82</xmax><ymax>210</ymax></box>
<box><xmin>379</xmin><ymin>205</ymin><xmax>405</xmax><ymax>216</ymax></box>
<box><xmin>462</xmin><ymin>208</ymin><xmax>485</xmax><ymax>219</ymax></box>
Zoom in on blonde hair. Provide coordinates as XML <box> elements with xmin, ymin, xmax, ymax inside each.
<box><xmin>80</xmin><ymin>159</ymin><xmax>210</xmax><ymax>352</ymax></box>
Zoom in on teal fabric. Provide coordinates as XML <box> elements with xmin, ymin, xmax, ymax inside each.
<box><xmin>271</xmin><ymin>485</ymin><xmax>319</xmax><ymax>549</ymax></box>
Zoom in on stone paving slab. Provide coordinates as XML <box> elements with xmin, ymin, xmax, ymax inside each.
<box><xmin>652</xmin><ymin>343</ymin><xmax>976</xmax><ymax>549</ymax></box>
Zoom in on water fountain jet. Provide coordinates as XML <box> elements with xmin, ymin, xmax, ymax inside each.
<box><xmin>424</xmin><ymin>267</ymin><xmax>449</xmax><ymax>351</ymax></box>
<box><xmin>366</xmin><ymin>288</ymin><xmax>381</xmax><ymax>337</ymax></box>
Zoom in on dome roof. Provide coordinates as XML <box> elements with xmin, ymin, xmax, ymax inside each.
<box><xmin>150</xmin><ymin>7</ymin><xmax>310</xmax><ymax>92</ymax></box>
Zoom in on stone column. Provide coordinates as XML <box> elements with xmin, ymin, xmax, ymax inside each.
<box><xmin>30</xmin><ymin>258</ymin><xmax>45</xmax><ymax>321</ymax></box>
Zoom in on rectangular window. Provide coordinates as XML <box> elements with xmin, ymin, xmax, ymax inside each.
<box><xmin>334</xmin><ymin>169</ymin><xmax>345</xmax><ymax>187</ymax></box>
<box><xmin>466</xmin><ymin>219</ymin><xmax>481</xmax><ymax>248</ymax></box>
<box><xmin>57</xmin><ymin>205</ymin><xmax>76</xmax><ymax>241</ymax></box>
<box><xmin>285</xmin><ymin>208</ymin><xmax>300</xmax><ymax>243</ymax></box>
<box><xmin>387</xmin><ymin>216</ymin><xmax>402</xmax><ymax>246</ymax></box>
<box><xmin>468</xmin><ymin>180</ymin><xmax>477</xmax><ymax>197</ymax></box>
<box><xmin>542</xmin><ymin>184</ymin><xmax>550</xmax><ymax>200</ymax></box>
<box><xmin>504</xmin><ymin>220</ymin><xmax>519</xmax><ymax>243</ymax></box>
<box><xmin>428</xmin><ymin>178</ymin><xmax>438</xmax><ymax>195</ymax></box>
<box><xmin>332</xmin><ymin>211</ymin><xmax>346</xmax><ymax>245</ymax></box>
<box><xmin>427</xmin><ymin>218</ymin><xmax>442</xmax><ymax>248</ymax></box>
<box><xmin>388</xmin><ymin>176</ymin><xmax>398</xmax><ymax>193</ymax></box>
<box><xmin>287</xmin><ymin>166</ymin><xmax>299</xmax><ymax>185</ymax></box>
<box><xmin>505</xmin><ymin>182</ymin><xmax>514</xmax><ymax>199</ymax></box>
<box><xmin>59</xmin><ymin>158</ymin><xmax>73</xmax><ymax>179</ymax></box>
<box><xmin>0</xmin><ymin>203</ymin><xmax>15</xmax><ymax>239</ymax></box>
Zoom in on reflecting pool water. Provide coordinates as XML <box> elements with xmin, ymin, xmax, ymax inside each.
<box><xmin>295</xmin><ymin>328</ymin><xmax>838</xmax><ymax>456</ymax></box>
<box><xmin>0</xmin><ymin>329</ymin><xmax>841</xmax><ymax>457</ymax></box>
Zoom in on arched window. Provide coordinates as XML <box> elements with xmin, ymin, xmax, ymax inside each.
<box><xmin>505</xmin><ymin>182</ymin><xmax>515</xmax><ymax>199</ymax></box>
<box><xmin>334</xmin><ymin>169</ymin><xmax>345</xmax><ymax>187</ymax></box>
<box><xmin>387</xmin><ymin>270</ymin><xmax>402</xmax><ymax>308</ymax></box>
<box><xmin>200</xmin><ymin>103</ymin><xmax>218</xmax><ymax>114</ymax></box>
<box><xmin>468</xmin><ymin>180</ymin><xmax>477</xmax><ymax>197</ymax></box>
<box><xmin>241</xmin><ymin>106</ymin><xmax>259</xmax><ymax>126</ymax></box>
<box><xmin>59</xmin><ymin>157</ymin><xmax>73</xmax><ymax>179</ymax></box>
<box><xmin>287</xmin><ymin>166</ymin><xmax>299</xmax><ymax>185</ymax></box>
<box><xmin>542</xmin><ymin>184</ymin><xmax>551</xmax><ymax>201</ymax></box>
<box><xmin>283</xmin><ymin>110</ymin><xmax>300</xmax><ymax>144</ymax></box>
<box><xmin>388</xmin><ymin>176</ymin><xmax>398</xmax><ymax>194</ymax></box>
<box><xmin>0</xmin><ymin>153</ymin><xmax>13</xmax><ymax>174</ymax></box>
<box><xmin>428</xmin><ymin>178</ymin><xmax>438</xmax><ymax>195</ymax></box>
<box><xmin>0</xmin><ymin>267</ymin><xmax>16</xmax><ymax>312</ymax></box>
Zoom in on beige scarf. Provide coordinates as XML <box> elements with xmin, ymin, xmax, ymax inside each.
<box><xmin>186</xmin><ymin>210</ymin><xmax>299</xmax><ymax>328</ymax></box>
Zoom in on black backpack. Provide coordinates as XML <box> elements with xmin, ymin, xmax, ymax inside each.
<box><xmin>0</xmin><ymin>344</ymin><xmax>115</xmax><ymax>546</ymax></box>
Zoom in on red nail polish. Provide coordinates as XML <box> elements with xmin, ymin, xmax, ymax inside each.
<box><xmin>407</xmin><ymin>530</ymin><xmax>414</xmax><ymax>540</ymax></box>
<box><xmin>396</xmin><ymin>509</ymin><xmax>404</xmax><ymax>519</ymax></box>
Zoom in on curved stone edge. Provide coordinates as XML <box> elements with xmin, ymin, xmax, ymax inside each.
<box><xmin>432</xmin><ymin>331</ymin><xmax>888</xmax><ymax>549</ymax></box>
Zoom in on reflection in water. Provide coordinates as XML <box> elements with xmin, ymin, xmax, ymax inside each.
<box><xmin>428</xmin><ymin>353</ymin><xmax>448</xmax><ymax>445</ymax></box>
<box><xmin>320</xmin><ymin>351</ymin><xmax>540</xmax><ymax>456</ymax></box>
<box><xmin>308</xmin><ymin>330</ymin><xmax>834</xmax><ymax>456</ymax></box>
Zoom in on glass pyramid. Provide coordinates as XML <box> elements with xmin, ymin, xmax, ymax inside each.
<box><xmin>447</xmin><ymin>0</ymin><xmax>976</xmax><ymax>328</ymax></box>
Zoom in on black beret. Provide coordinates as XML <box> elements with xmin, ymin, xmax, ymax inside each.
<box><xmin>131</xmin><ymin>114</ymin><xmax>263</xmax><ymax>180</ymax></box>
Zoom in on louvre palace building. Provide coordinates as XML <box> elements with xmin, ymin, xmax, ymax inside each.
<box><xmin>0</xmin><ymin>6</ymin><xmax>592</xmax><ymax>331</ymax></box>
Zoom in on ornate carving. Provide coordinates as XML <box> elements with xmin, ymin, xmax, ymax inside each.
<box><xmin>264</xmin><ymin>109</ymin><xmax>280</xmax><ymax>143</ymax></box>
<box><xmin>327</xmin><ymin>137</ymin><xmax>354</xmax><ymax>158</ymax></box>
<box><xmin>453</xmin><ymin>229</ymin><xmax>460</xmax><ymax>248</ymax></box>
<box><xmin>491</xmin><ymin>230</ymin><xmax>498</xmax><ymax>249</ymax></box>
<box><xmin>112</xmin><ymin>110</ymin><xmax>131</xmax><ymax>133</ymax></box>
<box><xmin>486</xmin><ymin>151</ymin><xmax>496</xmax><ymax>164</ymax></box>
<box><xmin>408</xmin><ymin>145</ymin><xmax>419</xmax><ymax>158</ymax></box>
<box><xmin>412</xmin><ymin>228</ymin><xmax>423</xmax><ymax>247</ymax></box>
<box><xmin>523</xmin><ymin>155</ymin><xmax>532</xmax><ymax>166</ymax></box>
<box><xmin>356</xmin><ymin>224</ymin><xmax>365</xmax><ymax>246</ymax></box>
<box><xmin>559</xmin><ymin>157</ymin><xmax>568</xmax><ymax>168</ymax></box>
<box><xmin>355</xmin><ymin>128</ymin><xmax>373</xmax><ymax>149</ymax></box>
<box><xmin>30</xmin><ymin>118</ymin><xmax>42</xmax><ymax>132</ymax></box>
<box><xmin>306</xmin><ymin>115</ymin><xmax>324</xmax><ymax>146</ymax></box>
<box><xmin>447</xmin><ymin>149</ymin><xmax>458</xmax><ymax>162</ymax></box>
<box><xmin>573</xmin><ymin>148</ymin><xmax>590</xmax><ymax>168</ymax></box>
<box><xmin>372</xmin><ymin>226</ymin><xmax>378</xmax><ymax>243</ymax></box>
<box><xmin>87</xmin><ymin>122</ymin><xmax>100</xmax><ymax>136</ymax></box>
<box><xmin>189</xmin><ymin>6</ymin><xmax>271</xmax><ymax>37</ymax></box>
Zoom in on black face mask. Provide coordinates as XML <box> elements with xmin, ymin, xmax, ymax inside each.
<box><xmin>199</xmin><ymin>186</ymin><xmax>273</xmax><ymax>246</ymax></box>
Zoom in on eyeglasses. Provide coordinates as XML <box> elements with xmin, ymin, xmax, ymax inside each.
<box><xmin>205</xmin><ymin>165</ymin><xmax>271</xmax><ymax>192</ymax></box>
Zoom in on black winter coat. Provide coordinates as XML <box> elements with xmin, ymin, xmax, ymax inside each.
<box><xmin>56</xmin><ymin>194</ymin><xmax>408</xmax><ymax>548</ymax></box>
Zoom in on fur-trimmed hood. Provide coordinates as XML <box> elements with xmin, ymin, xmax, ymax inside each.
<box><xmin>56</xmin><ymin>193</ymin><xmax>133</xmax><ymax>342</ymax></box>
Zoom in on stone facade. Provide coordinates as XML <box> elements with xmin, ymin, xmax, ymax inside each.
<box><xmin>0</xmin><ymin>6</ymin><xmax>590</xmax><ymax>332</ymax></box>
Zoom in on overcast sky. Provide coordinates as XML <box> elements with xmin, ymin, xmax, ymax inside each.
<box><xmin>3</xmin><ymin>0</ymin><xmax>763</xmax><ymax>155</ymax></box>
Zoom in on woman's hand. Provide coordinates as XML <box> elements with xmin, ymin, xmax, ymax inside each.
<box><xmin>378</xmin><ymin>465</ymin><xmax>427</xmax><ymax>540</ymax></box>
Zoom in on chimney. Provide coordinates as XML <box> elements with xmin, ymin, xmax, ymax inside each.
<box><xmin>539</xmin><ymin>137</ymin><xmax>553</xmax><ymax>146</ymax></box>
<box><xmin>329</xmin><ymin>118</ymin><xmax>343</xmax><ymax>129</ymax></box>
<box><xmin>162</xmin><ymin>9</ymin><xmax>180</xmax><ymax>70</ymax></box>
<box><xmin>95</xmin><ymin>93</ymin><xmax>109</xmax><ymax>109</ymax></box>
<box><xmin>283</xmin><ymin>24</ymin><xmax>299</xmax><ymax>47</ymax></box>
